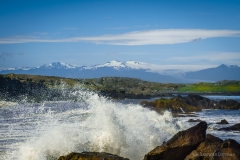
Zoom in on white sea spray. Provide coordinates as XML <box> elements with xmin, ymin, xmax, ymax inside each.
<box><xmin>2</xmin><ymin>88</ymin><xmax>187</xmax><ymax>160</ymax></box>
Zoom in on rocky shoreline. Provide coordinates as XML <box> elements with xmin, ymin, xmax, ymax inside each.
<box><xmin>141</xmin><ymin>94</ymin><xmax>240</xmax><ymax>114</ymax></box>
<box><xmin>1</xmin><ymin>74</ymin><xmax>240</xmax><ymax>102</ymax></box>
<box><xmin>58</xmin><ymin>121</ymin><xmax>240</xmax><ymax>160</ymax></box>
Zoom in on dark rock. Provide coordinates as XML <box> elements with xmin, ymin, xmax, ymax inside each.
<box><xmin>144</xmin><ymin>121</ymin><xmax>207</xmax><ymax>160</ymax></box>
<box><xmin>141</xmin><ymin>95</ymin><xmax>201</xmax><ymax>114</ymax></box>
<box><xmin>185</xmin><ymin>134</ymin><xmax>223</xmax><ymax>160</ymax></box>
<box><xmin>141</xmin><ymin>94</ymin><xmax>240</xmax><ymax>115</ymax></box>
<box><xmin>58</xmin><ymin>152</ymin><xmax>129</xmax><ymax>160</ymax></box>
<box><xmin>185</xmin><ymin>114</ymin><xmax>199</xmax><ymax>117</ymax></box>
<box><xmin>221</xmin><ymin>139</ymin><xmax>240</xmax><ymax>149</ymax></box>
<box><xmin>218</xmin><ymin>99</ymin><xmax>240</xmax><ymax>110</ymax></box>
<box><xmin>218</xmin><ymin>123</ymin><xmax>240</xmax><ymax>131</ymax></box>
<box><xmin>186</xmin><ymin>135</ymin><xmax>240</xmax><ymax>160</ymax></box>
<box><xmin>188</xmin><ymin>119</ymin><xmax>202</xmax><ymax>122</ymax></box>
<box><xmin>216</xmin><ymin>119</ymin><xmax>229</xmax><ymax>124</ymax></box>
<box><xmin>185</xmin><ymin>94</ymin><xmax>217</xmax><ymax>109</ymax></box>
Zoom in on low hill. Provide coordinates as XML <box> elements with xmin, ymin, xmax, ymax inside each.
<box><xmin>0</xmin><ymin>74</ymin><xmax>240</xmax><ymax>102</ymax></box>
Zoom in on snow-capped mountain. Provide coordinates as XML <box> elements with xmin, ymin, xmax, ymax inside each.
<box><xmin>83</xmin><ymin>60</ymin><xmax>182</xmax><ymax>74</ymax></box>
<box><xmin>83</xmin><ymin>60</ymin><xmax>151</xmax><ymax>70</ymax></box>
<box><xmin>0</xmin><ymin>61</ymin><xmax>240</xmax><ymax>83</ymax></box>
<box><xmin>40</xmin><ymin>62</ymin><xmax>78</xmax><ymax>69</ymax></box>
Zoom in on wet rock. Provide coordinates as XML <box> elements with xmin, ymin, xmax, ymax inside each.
<box><xmin>185</xmin><ymin>134</ymin><xmax>223</xmax><ymax>160</ymax></box>
<box><xmin>144</xmin><ymin>121</ymin><xmax>207</xmax><ymax>160</ymax></box>
<box><xmin>186</xmin><ymin>114</ymin><xmax>199</xmax><ymax>117</ymax></box>
<box><xmin>141</xmin><ymin>94</ymin><xmax>240</xmax><ymax>115</ymax></box>
<box><xmin>218</xmin><ymin>123</ymin><xmax>240</xmax><ymax>131</ymax></box>
<box><xmin>186</xmin><ymin>135</ymin><xmax>240</xmax><ymax>160</ymax></box>
<box><xmin>186</xmin><ymin>94</ymin><xmax>240</xmax><ymax>110</ymax></box>
<box><xmin>141</xmin><ymin>95</ymin><xmax>201</xmax><ymax>114</ymax></box>
<box><xmin>58</xmin><ymin>152</ymin><xmax>129</xmax><ymax>160</ymax></box>
<box><xmin>218</xmin><ymin>99</ymin><xmax>240</xmax><ymax>110</ymax></box>
<box><xmin>185</xmin><ymin>94</ymin><xmax>217</xmax><ymax>109</ymax></box>
<box><xmin>216</xmin><ymin>119</ymin><xmax>229</xmax><ymax>124</ymax></box>
<box><xmin>188</xmin><ymin>119</ymin><xmax>202</xmax><ymax>122</ymax></box>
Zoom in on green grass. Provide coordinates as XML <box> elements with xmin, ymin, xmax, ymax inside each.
<box><xmin>177</xmin><ymin>82</ymin><xmax>240</xmax><ymax>93</ymax></box>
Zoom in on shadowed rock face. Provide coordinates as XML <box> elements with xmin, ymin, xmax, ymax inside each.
<box><xmin>185</xmin><ymin>94</ymin><xmax>216</xmax><ymax>109</ymax></box>
<box><xmin>141</xmin><ymin>94</ymin><xmax>240</xmax><ymax>114</ymax></box>
<box><xmin>141</xmin><ymin>95</ymin><xmax>202</xmax><ymax>114</ymax></box>
<box><xmin>185</xmin><ymin>95</ymin><xmax>240</xmax><ymax>110</ymax></box>
<box><xmin>186</xmin><ymin>135</ymin><xmax>240</xmax><ymax>160</ymax></box>
<box><xmin>218</xmin><ymin>123</ymin><xmax>240</xmax><ymax>131</ymax></box>
<box><xmin>144</xmin><ymin>121</ymin><xmax>207</xmax><ymax>160</ymax></box>
<box><xmin>218</xmin><ymin>99</ymin><xmax>240</xmax><ymax>110</ymax></box>
<box><xmin>58</xmin><ymin>152</ymin><xmax>129</xmax><ymax>160</ymax></box>
<box><xmin>216</xmin><ymin>119</ymin><xmax>229</xmax><ymax>124</ymax></box>
<box><xmin>188</xmin><ymin>119</ymin><xmax>202</xmax><ymax>122</ymax></box>
<box><xmin>185</xmin><ymin>134</ymin><xmax>223</xmax><ymax>160</ymax></box>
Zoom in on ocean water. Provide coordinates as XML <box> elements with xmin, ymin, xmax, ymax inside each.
<box><xmin>0</xmin><ymin>89</ymin><xmax>186</xmax><ymax>160</ymax></box>
<box><xmin>0</xmin><ymin>89</ymin><xmax>239</xmax><ymax>160</ymax></box>
<box><xmin>178</xmin><ymin>109</ymin><xmax>240</xmax><ymax>143</ymax></box>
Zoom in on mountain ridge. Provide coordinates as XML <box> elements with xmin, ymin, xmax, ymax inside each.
<box><xmin>185</xmin><ymin>64</ymin><xmax>240</xmax><ymax>82</ymax></box>
<box><xmin>1</xmin><ymin>61</ymin><xmax>239</xmax><ymax>83</ymax></box>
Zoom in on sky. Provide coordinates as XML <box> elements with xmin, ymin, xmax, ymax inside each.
<box><xmin>0</xmin><ymin>0</ymin><xmax>240</xmax><ymax>71</ymax></box>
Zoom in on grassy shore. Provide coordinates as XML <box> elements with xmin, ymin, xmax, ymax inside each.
<box><xmin>177</xmin><ymin>81</ymin><xmax>240</xmax><ymax>93</ymax></box>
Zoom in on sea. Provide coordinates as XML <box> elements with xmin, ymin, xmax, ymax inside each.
<box><xmin>0</xmin><ymin>88</ymin><xmax>240</xmax><ymax>160</ymax></box>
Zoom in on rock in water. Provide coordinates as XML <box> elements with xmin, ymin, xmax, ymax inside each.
<box><xmin>58</xmin><ymin>152</ymin><xmax>129</xmax><ymax>160</ymax></box>
<box><xmin>185</xmin><ymin>94</ymin><xmax>216</xmax><ymax>109</ymax></box>
<box><xmin>144</xmin><ymin>121</ymin><xmax>207</xmax><ymax>160</ymax></box>
<box><xmin>141</xmin><ymin>95</ymin><xmax>201</xmax><ymax>114</ymax></box>
<box><xmin>216</xmin><ymin>119</ymin><xmax>229</xmax><ymax>124</ymax></box>
<box><xmin>218</xmin><ymin>123</ymin><xmax>240</xmax><ymax>131</ymax></box>
<box><xmin>218</xmin><ymin>99</ymin><xmax>240</xmax><ymax>110</ymax></box>
<box><xmin>188</xmin><ymin>119</ymin><xmax>202</xmax><ymax>122</ymax></box>
<box><xmin>186</xmin><ymin>135</ymin><xmax>240</xmax><ymax>160</ymax></box>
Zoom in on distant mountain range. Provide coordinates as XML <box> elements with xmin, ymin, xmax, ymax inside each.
<box><xmin>185</xmin><ymin>64</ymin><xmax>240</xmax><ymax>82</ymax></box>
<box><xmin>1</xmin><ymin>61</ymin><xmax>240</xmax><ymax>83</ymax></box>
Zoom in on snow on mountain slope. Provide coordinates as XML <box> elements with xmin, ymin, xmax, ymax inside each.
<box><xmin>83</xmin><ymin>60</ymin><xmax>184</xmax><ymax>74</ymax></box>
<box><xmin>84</xmin><ymin>60</ymin><xmax>126</xmax><ymax>70</ymax></box>
<box><xmin>1</xmin><ymin>61</ymin><xmax>239</xmax><ymax>83</ymax></box>
<box><xmin>40</xmin><ymin>62</ymin><xmax>78</xmax><ymax>69</ymax></box>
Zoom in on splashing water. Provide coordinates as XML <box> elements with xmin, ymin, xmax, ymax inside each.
<box><xmin>0</xmin><ymin>88</ymin><xmax>187</xmax><ymax>160</ymax></box>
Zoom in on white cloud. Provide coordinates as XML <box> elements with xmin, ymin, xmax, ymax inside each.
<box><xmin>125</xmin><ymin>61</ymin><xmax>215</xmax><ymax>73</ymax></box>
<box><xmin>0</xmin><ymin>29</ymin><xmax>240</xmax><ymax>45</ymax></box>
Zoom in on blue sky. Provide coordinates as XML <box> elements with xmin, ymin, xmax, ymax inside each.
<box><xmin>0</xmin><ymin>0</ymin><xmax>240</xmax><ymax>71</ymax></box>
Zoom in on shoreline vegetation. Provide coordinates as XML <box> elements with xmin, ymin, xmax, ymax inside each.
<box><xmin>0</xmin><ymin>74</ymin><xmax>240</xmax><ymax>103</ymax></box>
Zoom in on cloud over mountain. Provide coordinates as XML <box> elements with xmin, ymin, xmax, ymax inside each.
<box><xmin>1</xmin><ymin>29</ymin><xmax>240</xmax><ymax>45</ymax></box>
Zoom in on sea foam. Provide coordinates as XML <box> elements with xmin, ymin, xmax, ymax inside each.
<box><xmin>3</xmin><ymin>88</ymin><xmax>187</xmax><ymax>160</ymax></box>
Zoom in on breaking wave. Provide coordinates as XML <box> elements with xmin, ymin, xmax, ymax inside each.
<box><xmin>1</xmin><ymin>87</ymin><xmax>187</xmax><ymax>160</ymax></box>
